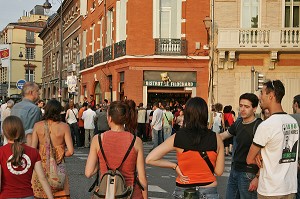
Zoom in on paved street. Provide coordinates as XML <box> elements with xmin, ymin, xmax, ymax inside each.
<box><xmin>66</xmin><ymin>142</ymin><xmax>231</xmax><ymax>199</ymax></box>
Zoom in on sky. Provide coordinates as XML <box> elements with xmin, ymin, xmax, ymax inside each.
<box><xmin>0</xmin><ymin>0</ymin><xmax>60</xmax><ymax>30</ymax></box>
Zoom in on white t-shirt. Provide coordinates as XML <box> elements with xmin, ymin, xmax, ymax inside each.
<box><xmin>66</xmin><ymin>108</ymin><xmax>78</xmax><ymax>124</ymax></box>
<box><xmin>82</xmin><ymin>108</ymin><xmax>96</xmax><ymax>129</ymax></box>
<box><xmin>253</xmin><ymin>113</ymin><xmax>299</xmax><ymax>196</ymax></box>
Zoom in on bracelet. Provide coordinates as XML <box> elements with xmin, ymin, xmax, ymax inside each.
<box><xmin>173</xmin><ymin>163</ymin><xmax>178</xmax><ymax>170</ymax></box>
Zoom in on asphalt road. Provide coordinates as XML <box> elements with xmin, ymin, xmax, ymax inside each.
<box><xmin>65</xmin><ymin>142</ymin><xmax>231</xmax><ymax>199</ymax></box>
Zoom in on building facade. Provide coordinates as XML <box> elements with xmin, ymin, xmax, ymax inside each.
<box><xmin>79</xmin><ymin>0</ymin><xmax>211</xmax><ymax>106</ymax></box>
<box><xmin>0</xmin><ymin>5</ymin><xmax>47</xmax><ymax>99</ymax></box>
<box><xmin>214</xmin><ymin>0</ymin><xmax>300</xmax><ymax>113</ymax></box>
<box><xmin>39</xmin><ymin>0</ymin><xmax>81</xmax><ymax>103</ymax></box>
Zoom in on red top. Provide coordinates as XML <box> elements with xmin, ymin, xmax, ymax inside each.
<box><xmin>98</xmin><ymin>131</ymin><xmax>143</xmax><ymax>198</ymax></box>
<box><xmin>224</xmin><ymin>113</ymin><xmax>234</xmax><ymax>126</ymax></box>
<box><xmin>0</xmin><ymin>143</ymin><xmax>41</xmax><ymax>199</ymax></box>
<box><xmin>176</xmin><ymin>150</ymin><xmax>217</xmax><ymax>186</ymax></box>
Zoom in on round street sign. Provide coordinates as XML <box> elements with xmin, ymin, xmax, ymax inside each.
<box><xmin>16</xmin><ymin>79</ymin><xmax>26</xmax><ymax>90</ymax></box>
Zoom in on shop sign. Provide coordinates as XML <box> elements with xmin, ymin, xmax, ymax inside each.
<box><xmin>67</xmin><ymin>75</ymin><xmax>77</xmax><ymax>93</ymax></box>
<box><xmin>144</xmin><ymin>80</ymin><xmax>196</xmax><ymax>87</ymax></box>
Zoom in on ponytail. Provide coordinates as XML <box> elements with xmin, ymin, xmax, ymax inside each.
<box><xmin>124</xmin><ymin>100</ymin><xmax>137</xmax><ymax>134</ymax></box>
<box><xmin>2</xmin><ymin>116</ymin><xmax>25</xmax><ymax>166</ymax></box>
<box><xmin>9</xmin><ymin>139</ymin><xmax>24</xmax><ymax>166</ymax></box>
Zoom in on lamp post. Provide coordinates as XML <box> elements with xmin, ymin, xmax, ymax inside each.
<box><xmin>18</xmin><ymin>47</ymin><xmax>31</xmax><ymax>82</ymax></box>
<box><xmin>43</xmin><ymin>0</ymin><xmax>63</xmax><ymax>100</ymax></box>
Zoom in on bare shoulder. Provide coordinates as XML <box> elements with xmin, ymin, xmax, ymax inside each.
<box><xmin>134</xmin><ymin>136</ymin><xmax>143</xmax><ymax>150</ymax></box>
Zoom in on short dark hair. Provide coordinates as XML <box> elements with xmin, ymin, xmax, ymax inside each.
<box><xmin>293</xmin><ymin>95</ymin><xmax>300</xmax><ymax>108</ymax></box>
<box><xmin>44</xmin><ymin>99</ymin><xmax>62</xmax><ymax>122</ymax></box>
<box><xmin>239</xmin><ymin>93</ymin><xmax>259</xmax><ymax>108</ymax></box>
<box><xmin>214</xmin><ymin>103</ymin><xmax>223</xmax><ymax>112</ymax></box>
<box><xmin>263</xmin><ymin>80</ymin><xmax>285</xmax><ymax>103</ymax></box>
<box><xmin>184</xmin><ymin>97</ymin><xmax>208</xmax><ymax>130</ymax></box>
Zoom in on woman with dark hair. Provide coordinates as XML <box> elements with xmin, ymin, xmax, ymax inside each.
<box><xmin>31</xmin><ymin>99</ymin><xmax>74</xmax><ymax>199</ymax></box>
<box><xmin>85</xmin><ymin>100</ymin><xmax>148</xmax><ymax>198</ymax></box>
<box><xmin>0</xmin><ymin>116</ymin><xmax>54</xmax><ymax>199</ymax></box>
<box><xmin>146</xmin><ymin>97</ymin><xmax>224</xmax><ymax>198</ymax></box>
<box><xmin>223</xmin><ymin>105</ymin><xmax>235</xmax><ymax>156</ymax></box>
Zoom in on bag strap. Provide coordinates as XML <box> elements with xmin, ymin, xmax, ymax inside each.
<box><xmin>71</xmin><ymin>109</ymin><xmax>77</xmax><ymax>119</ymax></box>
<box><xmin>164</xmin><ymin>113</ymin><xmax>170</xmax><ymax>123</ymax></box>
<box><xmin>98</xmin><ymin>134</ymin><xmax>136</xmax><ymax>170</ymax></box>
<box><xmin>199</xmin><ymin>151</ymin><xmax>214</xmax><ymax>174</ymax></box>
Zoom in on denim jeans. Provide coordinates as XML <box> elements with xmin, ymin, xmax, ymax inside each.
<box><xmin>173</xmin><ymin>186</ymin><xmax>219</xmax><ymax>199</ymax></box>
<box><xmin>8</xmin><ymin>196</ymin><xmax>34</xmax><ymax>199</ymax></box>
<box><xmin>163</xmin><ymin>126</ymin><xmax>172</xmax><ymax>141</ymax></box>
<box><xmin>226</xmin><ymin>169</ymin><xmax>257</xmax><ymax>199</ymax></box>
<box><xmin>152</xmin><ymin>129</ymin><xmax>162</xmax><ymax>148</ymax></box>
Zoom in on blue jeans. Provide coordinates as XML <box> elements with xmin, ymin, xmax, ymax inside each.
<box><xmin>152</xmin><ymin>129</ymin><xmax>162</xmax><ymax>148</ymax></box>
<box><xmin>226</xmin><ymin>169</ymin><xmax>257</xmax><ymax>199</ymax></box>
<box><xmin>173</xmin><ymin>186</ymin><xmax>219</xmax><ymax>199</ymax></box>
<box><xmin>163</xmin><ymin>126</ymin><xmax>172</xmax><ymax>141</ymax></box>
<box><xmin>296</xmin><ymin>170</ymin><xmax>300</xmax><ymax>199</ymax></box>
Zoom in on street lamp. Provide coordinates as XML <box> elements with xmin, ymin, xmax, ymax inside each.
<box><xmin>18</xmin><ymin>47</ymin><xmax>31</xmax><ymax>82</ymax></box>
<box><xmin>43</xmin><ymin>0</ymin><xmax>63</xmax><ymax>99</ymax></box>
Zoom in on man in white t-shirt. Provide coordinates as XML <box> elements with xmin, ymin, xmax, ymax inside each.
<box><xmin>82</xmin><ymin>104</ymin><xmax>96</xmax><ymax>148</ymax></box>
<box><xmin>247</xmin><ymin>80</ymin><xmax>299</xmax><ymax>199</ymax></box>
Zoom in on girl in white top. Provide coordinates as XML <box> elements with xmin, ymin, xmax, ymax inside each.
<box><xmin>211</xmin><ymin>103</ymin><xmax>224</xmax><ymax>133</ymax></box>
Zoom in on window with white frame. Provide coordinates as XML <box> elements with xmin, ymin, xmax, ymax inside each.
<box><xmin>26</xmin><ymin>31</ymin><xmax>34</xmax><ymax>43</ymax></box>
<box><xmin>26</xmin><ymin>47</ymin><xmax>35</xmax><ymax>59</ymax></box>
<box><xmin>285</xmin><ymin>0</ymin><xmax>300</xmax><ymax>27</ymax></box>
<box><xmin>99</xmin><ymin>18</ymin><xmax>103</xmax><ymax>49</ymax></box>
<box><xmin>153</xmin><ymin>0</ymin><xmax>181</xmax><ymax>39</ymax></box>
<box><xmin>116</xmin><ymin>0</ymin><xmax>126</xmax><ymax>42</ymax></box>
<box><xmin>25</xmin><ymin>69</ymin><xmax>34</xmax><ymax>82</ymax></box>
<box><xmin>82</xmin><ymin>30</ymin><xmax>87</xmax><ymax>58</ymax></box>
<box><xmin>106</xmin><ymin>9</ymin><xmax>113</xmax><ymax>46</ymax></box>
<box><xmin>241</xmin><ymin>0</ymin><xmax>259</xmax><ymax>28</ymax></box>
<box><xmin>91</xmin><ymin>24</ymin><xmax>95</xmax><ymax>54</ymax></box>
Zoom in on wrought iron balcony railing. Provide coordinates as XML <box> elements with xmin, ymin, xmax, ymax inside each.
<box><xmin>94</xmin><ymin>50</ymin><xmax>103</xmax><ymax>65</ymax></box>
<box><xmin>114</xmin><ymin>40</ymin><xmax>126</xmax><ymax>59</ymax></box>
<box><xmin>79</xmin><ymin>58</ymin><xmax>86</xmax><ymax>70</ymax></box>
<box><xmin>155</xmin><ymin>38</ymin><xmax>187</xmax><ymax>55</ymax></box>
<box><xmin>103</xmin><ymin>45</ymin><xmax>113</xmax><ymax>62</ymax></box>
<box><xmin>87</xmin><ymin>55</ymin><xmax>93</xmax><ymax>68</ymax></box>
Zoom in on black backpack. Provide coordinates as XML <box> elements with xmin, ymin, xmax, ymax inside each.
<box><xmin>90</xmin><ymin>135</ymin><xmax>136</xmax><ymax>199</ymax></box>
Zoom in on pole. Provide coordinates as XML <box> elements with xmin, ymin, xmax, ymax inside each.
<box><xmin>27</xmin><ymin>54</ymin><xmax>30</xmax><ymax>82</ymax></box>
<box><xmin>251</xmin><ymin>66</ymin><xmax>255</xmax><ymax>93</ymax></box>
<box><xmin>59</xmin><ymin>1</ymin><xmax>63</xmax><ymax>101</ymax></box>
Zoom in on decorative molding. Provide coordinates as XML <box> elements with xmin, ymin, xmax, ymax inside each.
<box><xmin>218</xmin><ymin>51</ymin><xmax>226</xmax><ymax>69</ymax></box>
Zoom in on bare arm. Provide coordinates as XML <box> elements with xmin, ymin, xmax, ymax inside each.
<box><xmin>85</xmin><ymin>135</ymin><xmax>99</xmax><ymax>178</ymax></box>
<box><xmin>214</xmin><ymin>134</ymin><xmax>225</xmax><ymax>176</ymax></box>
<box><xmin>135</xmin><ymin>137</ymin><xmax>148</xmax><ymax>199</ymax></box>
<box><xmin>65</xmin><ymin>109</ymin><xmax>69</xmax><ymax>122</ymax></box>
<box><xmin>34</xmin><ymin>161</ymin><xmax>54</xmax><ymax>199</ymax></box>
<box><xmin>64</xmin><ymin>123</ymin><xmax>74</xmax><ymax>157</ymax></box>
<box><xmin>31</xmin><ymin>125</ymin><xmax>39</xmax><ymax>148</ymax></box>
<box><xmin>26</xmin><ymin>133</ymin><xmax>32</xmax><ymax>146</ymax></box>
<box><xmin>219</xmin><ymin>130</ymin><xmax>233</xmax><ymax>141</ymax></box>
<box><xmin>246</xmin><ymin>144</ymin><xmax>261</xmax><ymax>165</ymax></box>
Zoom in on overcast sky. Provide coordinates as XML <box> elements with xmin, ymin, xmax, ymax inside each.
<box><xmin>0</xmin><ymin>0</ymin><xmax>60</xmax><ymax>30</ymax></box>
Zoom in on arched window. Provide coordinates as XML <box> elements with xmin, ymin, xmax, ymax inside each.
<box><xmin>94</xmin><ymin>81</ymin><xmax>102</xmax><ymax>105</ymax></box>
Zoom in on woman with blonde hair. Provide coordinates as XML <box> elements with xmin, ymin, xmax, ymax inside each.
<box><xmin>31</xmin><ymin>99</ymin><xmax>74</xmax><ymax>199</ymax></box>
<box><xmin>85</xmin><ymin>100</ymin><xmax>148</xmax><ymax>198</ymax></box>
<box><xmin>146</xmin><ymin>97</ymin><xmax>224</xmax><ymax>198</ymax></box>
<box><xmin>0</xmin><ymin>116</ymin><xmax>54</xmax><ymax>199</ymax></box>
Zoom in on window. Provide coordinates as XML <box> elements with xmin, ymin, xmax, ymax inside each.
<box><xmin>241</xmin><ymin>0</ymin><xmax>259</xmax><ymax>28</ymax></box>
<box><xmin>116</xmin><ymin>0</ymin><xmax>126</xmax><ymax>42</ymax></box>
<box><xmin>82</xmin><ymin>30</ymin><xmax>87</xmax><ymax>58</ymax></box>
<box><xmin>285</xmin><ymin>0</ymin><xmax>300</xmax><ymax>27</ymax></box>
<box><xmin>26</xmin><ymin>31</ymin><xmax>34</xmax><ymax>43</ymax></box>
<box><xmin>119</xmin><ymin>72</ymin><xmax>124</xmax><ymax>100</ymax></box>
<box><xmin>153</xmin><ymin>0</ymin><xmax>181</xmax><ymax>38</ymax></box>
<box><xmin>99</xmin><ymin>18</ymin><xmax>103</xmax><ymax>49</ymax></box>
<box><xmin>91</xmin><ymin>24</ymin><xmax>95</xmax><ymax>54</ymax></box>
<box><xmin>26</xmin><ymin>47</ymin><xmax>35</xmax><ymax>59</ymax></box>
<box><xmin>106</xmin><ymin>9</ymin><xmax>113</xmax><ymax>46</ymax></box>
<box><xmin>25</xmin><ymin>69</ymin><xmax>34</xmax><ymax>82</ymax></box>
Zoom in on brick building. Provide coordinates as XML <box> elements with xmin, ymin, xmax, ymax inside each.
<box><xmin>79</xmin><ymin>0</ymin><xmax>211</xmax><ymax>106</ymax></box>
<box><xmin>214</xmin><ymin>0</ymin><xmax>300</xmax><ymax>113</ymax></box>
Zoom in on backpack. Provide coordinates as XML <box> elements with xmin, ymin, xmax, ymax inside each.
<box><xmin>91</xmin><ymin>134</ymin><xmax>136</xmax><ymax>199</ymax></box>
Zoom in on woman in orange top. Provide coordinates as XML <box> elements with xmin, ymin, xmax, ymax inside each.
<box><xmin>146</xmin><ymin>97</ymin><xmax>224</xmax><ymax>198</ymax></box>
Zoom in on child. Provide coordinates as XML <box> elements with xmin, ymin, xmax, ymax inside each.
<box><xmin>0</xmin><ymin>115</ymin><xmax>54</xmax><ymax>199</ymax></box>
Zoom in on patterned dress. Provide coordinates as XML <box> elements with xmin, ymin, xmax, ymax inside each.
<box><xmin>32</xmin><ymin>144</ymin><xmax>70</xmax><ymax>199</ymax></box>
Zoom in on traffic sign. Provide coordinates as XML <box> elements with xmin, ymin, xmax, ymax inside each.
<box><xmin>16</xmin><ymin>79</ymin><xmax>26</xmax><ymax>90</ymax></box>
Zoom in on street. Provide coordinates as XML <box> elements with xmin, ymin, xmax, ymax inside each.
<box><xmin>66</xmin><ymin>142</ymin><xmax>231</xmax><ymax>199</ymax></box>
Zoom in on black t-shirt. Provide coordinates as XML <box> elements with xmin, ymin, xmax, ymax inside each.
<box><xmin>174</xmin><ymin>127</ymin><xmax>217</xmax><ymax>152</ymax></box>
<box><xmin>228</xmin><ymin>118</ymin><xmax>262</xmax><ymax>172</ymax></box>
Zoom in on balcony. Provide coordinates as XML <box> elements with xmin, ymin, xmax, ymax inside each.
<box><xmin>79</xmin><ymin>58</ymin><xmax>86</xmax><ymax>70</ymax></box>
<box><xmin>103</xmin><ymin>45</ymin><xmax>113</xmax><ymax>62</ymax></box>
<box><xmin>155</xmin><ymin>38</ymin><xmax>187</xmax><ymax>55</ymax></box>
<box><xmin>87</xmin><ymin>55</ymin><xmax>94</xmax><ymax>68</ymax></box>
<box><xmin>94</xmin><ymin>50</ymin><xmax>103</xmax><ymax>65</ymax></box>
<box><xmin>114</xmin><ymin>40</ymin><xmax>126</xmax><ymax>59</ymax></box>
<box><xmin>217</xmin><ymin>28</ymin><xmax>299</xmax><ymax>50</ymax></box>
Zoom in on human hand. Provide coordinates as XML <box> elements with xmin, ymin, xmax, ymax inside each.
<box><xmin>255</xmin><ymin>153</ymin><xmax>263</xmax><ymax>168</ymax></box>
<box><xmin>248</xmin><ymin>176</ymin><xmax>258</xmax><ymax>192</ymax></box>
<box><xmin>175</xmin><ymin>166</ymin><xmax>190</xmax><ymax>184</ymax></box>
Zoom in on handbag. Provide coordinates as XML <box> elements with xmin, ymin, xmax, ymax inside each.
<box><xmin>44</xmin><ymin>121</ymin><xmax>66</xmax><ymax>192</ymax></box>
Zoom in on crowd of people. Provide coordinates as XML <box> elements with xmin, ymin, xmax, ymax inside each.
<box><xmin>0</xmin><ymin>79</ymin><xmax>299</xmax><ymax>199</ymax></box>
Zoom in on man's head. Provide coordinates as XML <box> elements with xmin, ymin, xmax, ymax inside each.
<box><xmin>292</xmin><ymin>94</ymin><xmax>300</xmax><ymax>114</ymax></box>
<box><xmin>239</xmin><ymin>93</ymin><xmax>259</xmax><ymax>120</ymax></box>
<box><xmin>6</xmin><ymin>100</ymin><xmax>14</xmax><ymax>108</ymax></box>
<box><xmin>260</xmin><ymin>80</ymin><xmax>285</xmax><ymax>110</ymax></box>
<box><xmin>90</xmin><ymin>95</ymin><xmax>94</xmax><ymax>100</ymax></box>
<box><xmin>153</xmin><ymin>102</ymin><xmax>159</xmax><ymax>109</ymax></box>
<box><xmin>37</xmin><ymin>100</ymin><xmax>45</xmax><ymax>108</ymax></box>
<box><xmin>21</xmin><ymin>82</ymin><xmax>40</xmax><ymax>102</ymax></box>
<box><xmin>82</xmin><ymin>102</ymin><xmax>88</xmax><ymax>110</ymax></box>
<box><xmin>138</xmin><ymin>102</ymin><xmax>143</xmax><ymax>108</ymax></box>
